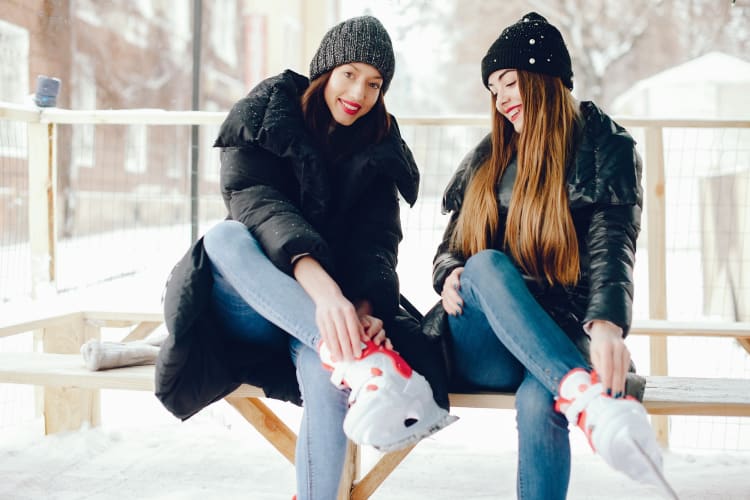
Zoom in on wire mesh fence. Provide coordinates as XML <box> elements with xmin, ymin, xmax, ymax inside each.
<box><xmin>1</xmin><ymin>106</ymin><xmax>748</xmax><ymax>450</ymax></box>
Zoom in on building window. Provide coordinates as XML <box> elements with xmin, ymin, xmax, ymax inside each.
<box><xmin>210</xmin><ymin>0</ymin><xmax>238</xmax><ymax>66</ymax></box>
<box><xmin>0</xmin><ymin>20</ymin><xmax>29</xmax><ymax>158</ymax></box>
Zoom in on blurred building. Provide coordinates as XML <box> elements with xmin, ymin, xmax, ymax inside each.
<box><xmin>0</xmin><ymin>0</ymin><xmax>337</xmax><ymax>241</ymax></box>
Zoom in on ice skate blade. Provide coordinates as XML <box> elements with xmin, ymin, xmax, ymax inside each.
<box><xmin>370</xmin><ymin>412</ymin><xmax>459</xmax><ymax>454</ymax></box>
<box><xmin>629</xmin><ymin>436</ymin><xmax>680</xmax><ymax>499</ymax></box>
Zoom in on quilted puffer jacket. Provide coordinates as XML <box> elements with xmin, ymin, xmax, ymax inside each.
<box><xmin>155</xmin><ymin>70</ymin><xmax>450</xmax><ymax>420</ymax></box>
<box><xmin>432</xmin><ymin>102</ymin><xmax>643</xmax><ymax>354</ymax></box>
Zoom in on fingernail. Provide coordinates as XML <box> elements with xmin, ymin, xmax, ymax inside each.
<box><xmin>606</xmin><ymin>388</ymin><xmax>612</xmax><ymax>396</ymax></box>
<box><xmin>614</xmin><ymin>391</ymin><xmax>622</xmax><ymax>398</ymax></box>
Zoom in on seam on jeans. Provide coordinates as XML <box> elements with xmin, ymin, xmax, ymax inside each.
<box><xmin>296</xmin><ymin>361</ymin><xmax>314</xmax><ymax>499</ymax></box>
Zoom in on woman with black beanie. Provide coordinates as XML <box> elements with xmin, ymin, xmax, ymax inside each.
<box><xmin>429</xmin><ymin>12</ymin><xmax>674</xmax><ymax>500</ymax></box>
<box><xmin>155</xmin><ymin>15</ymin><xmax>454</xmax><ymax>500</ymax></box>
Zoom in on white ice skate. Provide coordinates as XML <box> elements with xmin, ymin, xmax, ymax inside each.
<box><xmin>320</xmin><ymin>340</ymin><xmax>457</xmax><ymax>453</ymax></box>
<box><xmin>555</xmin><ymin>368</ymin><xmax>678</xmax><ymax>499</ymax></box>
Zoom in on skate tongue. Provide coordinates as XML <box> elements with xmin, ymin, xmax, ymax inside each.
<box><xmin>628</xmin><ymin>437</ymin><xmax>679</xmax><ymax>499</ymax></box>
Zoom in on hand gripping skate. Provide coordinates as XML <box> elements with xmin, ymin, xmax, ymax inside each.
<box><xmin>320</xmin><ymin>340</ymin><xmax>457</xmax><ymax>453</ymax></box>
<box><xmin>556</xmin><ymin>369</ymin><xmax>679</xmax><ymax>499</ymax></box>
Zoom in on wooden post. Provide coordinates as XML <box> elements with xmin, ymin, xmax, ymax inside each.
<box><xmin>645</xmin><ymin>126</ymin><xmax>669</xmax><ymax>447</ymax></box>
<box><xmin>42</xmin><ymin>313</ymin><xmax>101</xmax><ymax>433</ymax></box>
<box><xmin>27</xmin><ymin>121</ymin><xmax>57</xmax><ymax>298</ymax></box>
<box><xmin>337</xmin><ymin>440</ymin><xmax>360</xmax><ymax>500</ymax></box>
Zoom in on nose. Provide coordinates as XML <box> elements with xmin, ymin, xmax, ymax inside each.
<box><xmin>350</xmin><ymin>81</ymin><xmax>365</xmax><ymax>101</ymax></box>
<box><xmin>495</xmin><ymin>91</ymin><xmax>507</xmax><ymax>113</ymax></box>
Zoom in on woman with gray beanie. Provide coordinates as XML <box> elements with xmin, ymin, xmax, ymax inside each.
<box><xmin>428</xmin><ymin>12</ymin><xmax>676</xmax><ymax>499</ymax></box>
<box><xmin>155</xmin><ymin>15</ymin><xmax>454</xmax><ymax>500</ymax></box>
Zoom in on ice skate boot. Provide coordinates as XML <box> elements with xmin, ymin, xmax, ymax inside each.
<box><xmin>320</xmin><ymin>340</ymin><xmax>457</xmax><ymax>453</ymax></box>
<box><xmin>555</xmin><ymin>368</ymin><xmax>678</xmax><ymax>499</ymax></box>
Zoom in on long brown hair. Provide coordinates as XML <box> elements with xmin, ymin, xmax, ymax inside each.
<box><xmin>301</xmin><ymin>70</ymin><xmax>391</xmax><ymax>156</ymax></box>
<box><xmin>451</xmin><ymin>70</ymin><xmax>580</xmax><ymax>286</ymax></box>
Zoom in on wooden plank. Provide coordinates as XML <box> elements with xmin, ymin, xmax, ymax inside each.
<box><xmin>449</xmin><ymin>392</ymin><xmax>516</xmax><ymax>409</ymax></box>
<box><xmin>0</xmin><ymin>352</ymin><xmax>156</xmax><ymax>390</ymax></box>
<box><xmin>351</xmin><ymin>446</ymin><xmax>415</xmax><ymax>500</ymax></box>
<box><xmin>224</xmin><ymin>397</ymin><xmax>296</xmax><ymax>465</ymax></box>
<box><xmin>121</xmin><ymin>321</ymin><xmax>161</xmax><ymax>342</ymax></box>
<box><xmin>2</xmin><ymin>353</ymin><xmax>749</xmax><ymax>416</ymax></box>
<box><xmin>630</xmin><ymin>320</ymin><xmax>750</xmax><ymax>338</ymax></box>
<box><xmin>0</xmin><ymin>312</ymin><xmax>81</xmax><ymax>337</ymax></box>
<box><xmin>643</xmin><ymin>376</ymin><xmax>750</xmax><ymax>416</ymax></box>
<box><xmin>82</xmin><ymin>310</ymin><xmax>163</xmax><ymax>324</ymax></box>
<box><xmin>338</xmin><ymin>441</ymin><xmax>360</xmax><ymax>500</ymax></box>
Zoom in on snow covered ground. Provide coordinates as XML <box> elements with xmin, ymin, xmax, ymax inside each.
<box><xmin>1</xmin><ymin>389</ymin><xmax>750</xmax><ymax>500</ymax></box>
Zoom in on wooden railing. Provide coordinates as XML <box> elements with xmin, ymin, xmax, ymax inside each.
<box><xmin>2</xmin><ymin>103</ymin><xmax>749</xmax><ymax>444</ymax></box>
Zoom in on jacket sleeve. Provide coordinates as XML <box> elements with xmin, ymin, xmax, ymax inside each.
<box><xmin>336</xmin><ymin>177</ymin><xmax>402</xmax><ymax>320</ymax></box>
<box><xmin>220</xmin><ymin>146</ymin><xmax>332</xmax><ymax>275</ymax></box>
<box><xmin>432</xmin><ymin>212</ymin><xmax>466</xmax><ymax>295</ymax></box>
<box><xmin>582</xmin><ymin>140</ymin><xmax>643</xmax><ymax>336</ymax></box>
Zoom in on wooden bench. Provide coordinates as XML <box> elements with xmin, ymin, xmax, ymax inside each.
<box><xmin>1</xmin><ymin>310</ymin><xmax>749</xmax><ymax>500</ymax></box>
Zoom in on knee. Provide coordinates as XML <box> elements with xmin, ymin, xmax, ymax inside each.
<box><xmin>463</xmin><ymin>250</ymin><xmax>517</xmax><ymax>284</ymax></box>
<box><xmin>204</xmin><ymin>220</ymin><xmax>246</xmax><ymax>247</ymax></box>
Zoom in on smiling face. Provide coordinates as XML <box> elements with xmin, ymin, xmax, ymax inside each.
<box><xmin>487</xmin><ymin>69</ymin><xmax>523</xmax><ymax>133</ymax></box>
<box><xmin>323</xmin><ymin>62</ymin><xmax>383</xmax><ymax>126</ymax></box>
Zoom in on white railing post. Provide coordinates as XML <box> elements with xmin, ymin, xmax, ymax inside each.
<box><xmin>27</xmin><ymin>120</ymin><xmax>57</xmax><ymax>299</ymax></box>
<box><xmin>644</xmin><ymin>125</ymin><xmax>669</xmax><ymax>447</ymax></box>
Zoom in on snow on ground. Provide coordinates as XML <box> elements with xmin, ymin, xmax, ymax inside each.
<box><xmin>1</xmin><ymin>390</ymin><xmax>749</xmax><ymax>500</ymax></box>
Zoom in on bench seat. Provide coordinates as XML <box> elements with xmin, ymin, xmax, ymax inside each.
<box><xmin>2</xmin><ymin>351</ymin><xmax>749</xmax><ymax>417</ymax></box>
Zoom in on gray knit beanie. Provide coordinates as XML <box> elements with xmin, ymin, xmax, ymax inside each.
<box><xmin>309</xmin><ymin>15</ymin><xmax>395</xmax><ymax>93</ymax></box>
<box><xmin>481</xmin><ymin>12</ymin><xmax>573</xmax><ymax>90</ymax></box>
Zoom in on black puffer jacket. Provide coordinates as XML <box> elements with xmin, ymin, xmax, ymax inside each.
<box><xmin>432</xmin><ymin>102</ymin><xmax>643</xmax><ymax>355</ymax></box>
<box><xmin>155</xmin><ymin>70</ymin><xmax>449</xmax><ymax>420</ymax></box>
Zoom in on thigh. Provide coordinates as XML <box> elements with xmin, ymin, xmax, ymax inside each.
<box><xmin>210</xmin><ymin>267</ymin><xmax>288</xmax><ymax>351</ymax></box>
<box><xmin>448</xmin><ymin>303</ymin><xmax>525</xmax><ymax>391</ymax></box>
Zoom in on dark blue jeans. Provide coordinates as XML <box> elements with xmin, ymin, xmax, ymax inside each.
<box><xmin>448</xmin><ymin>250</ymin><xmax>590</xmax><ymax>500</ymax></box>
<box><xmin>203</xmin><ymin>220</ymin><xmax>348</xmax><ymax>500</ymax></box>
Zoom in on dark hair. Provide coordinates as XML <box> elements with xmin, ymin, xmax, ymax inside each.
<box><xmin>301</xmin><ymin>70</ymin><xmax>391</xmax><ymax>160</ymax></box>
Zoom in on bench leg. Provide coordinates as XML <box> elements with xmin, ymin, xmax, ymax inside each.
<box><xmin>225</xmin><ymin>396</ymin><xmax>414</xmax><ymax>499</ymax></box>
<box><xmin>337</xmin><ymin>440</ymin><xmax>360</xmax><ymax>500</ymax></box>
<box><xmin>225</xmin><ymin>396</ymin><xmax>297</xmax><ymax>465</ymax></box>
<box><xmin>650</xmin><ymin>336</ymin><xmax>670</xmax><ymax>447</ymax></box>
<box><xmin>350</xmin><ymin>445</ymin><xmax>415</xmax><ymax>500</ymax></box>
<box><xmin>43</xmin><ymin>315</ymin><xmax>101</xmax><ymax>433</ymax></box>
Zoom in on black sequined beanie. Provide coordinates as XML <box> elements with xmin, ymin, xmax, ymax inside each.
<box><xmin>309</xmin><ymin>15</ymin><xmax>395</xmax><ymax>93</ymax></box>
<box><xmin>481</xmin><ymin>12</ymin><xmax>573</xmax><ymax>90</ymax></box>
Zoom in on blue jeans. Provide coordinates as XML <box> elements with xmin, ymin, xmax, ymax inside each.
<box><xmin>203</xmin><ymin>220</ymin><xmax>349</xmax><ymax>500</ymax></box>
<box><xmin>448</xmin><ymin>250</ymin><xmax>590</xmax><ymax>500</ymax></box>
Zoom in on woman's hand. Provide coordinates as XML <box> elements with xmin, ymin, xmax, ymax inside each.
<box><xmin>293</xmin><ymin>256</ymin><xmax>364</xmax><ymax>362</ymax></box>
<box><xmin>354</xmin><ymin>300</ymin><xmax>393</xmax><ymax>350</ymax></box>
<box><xmin>314</xmin><ymin>293</ymin><xmax>365</xmax><ymax>362</ymax></box>
<box><xmin>588</xmin><ymin>320</ymin><xmax>629</xmax><ymax>397</ymax></box>
<box><xmin>359</xmin><ymin>313</ymin><xmax>394</xmax><ymax>350</ymax></box>
<box><xmin>441</xmin><ymin>267</ymin><xmax>464</xmax><ymax>315</ymax></box>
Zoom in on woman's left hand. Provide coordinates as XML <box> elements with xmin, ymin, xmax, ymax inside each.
<box><xmin>588</xmin><ymin>320</ymin><xmax>630</xmax><ymax>397</ymax></box>
<box><xmin>359</xmin><ymin>314</ymin><xmax>394</xmax><ymax>350</ymax></box>
<box><xmin>354</xmin><ymin>299</ymin><xmax>393</xmax><ymax>350</ymax></box>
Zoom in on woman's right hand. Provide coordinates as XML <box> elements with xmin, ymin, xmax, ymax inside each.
<box><xmin>292</xmin><ymin>255</ymin><xmax>364</xmax><ymax>362</ymax></box>
<box><xmin>314</xmin><ymin>293</ymin><xmax>365</xmax><ymax>362</ymax></box>
<box><xmin>441</xmin><ymin>267</ymin><xmax>465</xmax><ymax>316</ymax></box>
